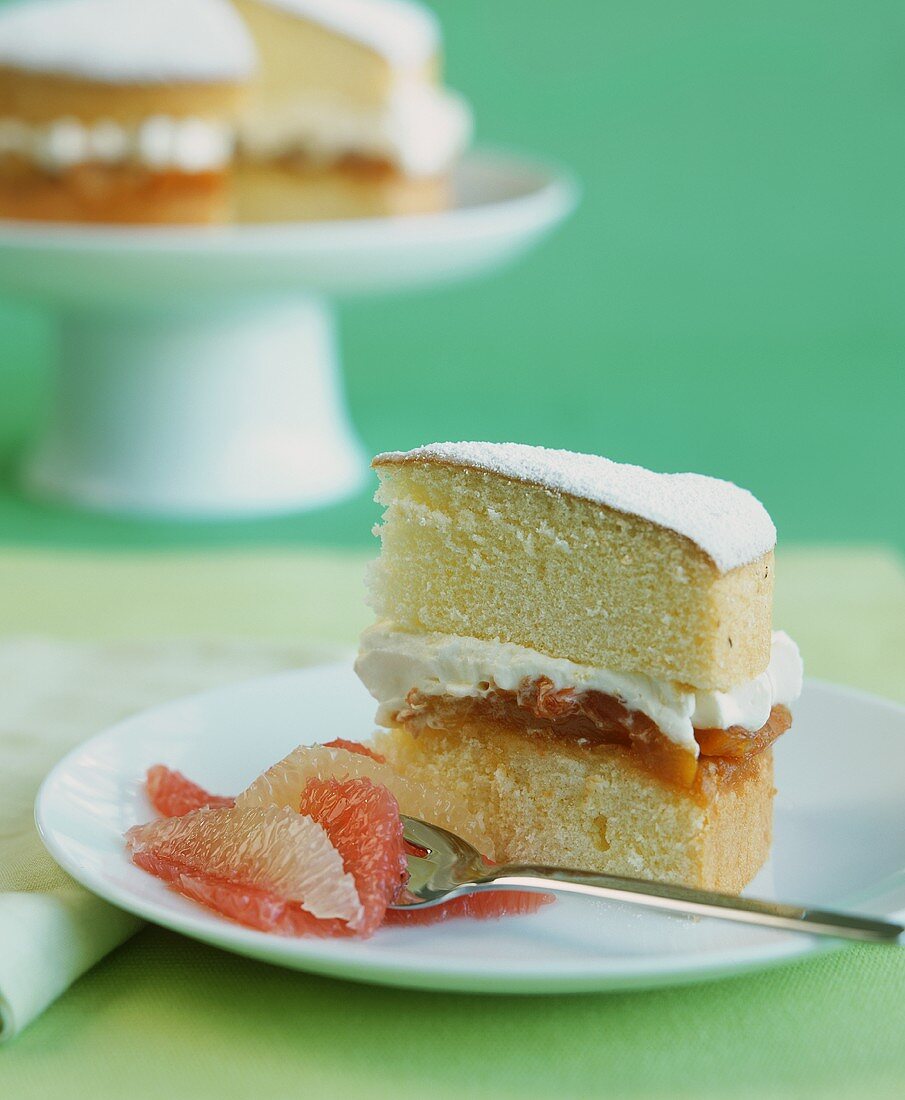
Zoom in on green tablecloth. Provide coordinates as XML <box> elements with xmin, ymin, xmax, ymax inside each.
<box><xmin>1</xmin><ymin>546</ymin><xmax>904</xmax><ymax>1098</ymax></box>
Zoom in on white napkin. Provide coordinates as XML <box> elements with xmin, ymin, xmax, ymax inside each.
<box><xmin>0</xmin><ymin>636</ymin><xmax>339</xmax><ymax>1042</ymax></box>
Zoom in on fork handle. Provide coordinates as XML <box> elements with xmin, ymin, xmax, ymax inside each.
<box><xmin>476</xmin><ymin>865</ymin><xmax>903</xmax><ymax>943</ymax></box>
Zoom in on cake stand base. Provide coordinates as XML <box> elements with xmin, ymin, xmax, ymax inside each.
<box><xmin>0</xmin><ymin>152</ymin><xmax>576</xmax><ymax>519</ymax></box>
<box><xmin>20</xmin><ymin>298</ymin><xmax>366</xmax><ymax>518</ymax></box>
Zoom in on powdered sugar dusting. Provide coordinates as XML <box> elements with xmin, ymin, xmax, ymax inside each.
<box><xmin>375</xmin><ymin>442</ymin><xmax>776</xmax><ymax>573</ymax></box>
<box><xmin>0</xmin><ymin>0</ymin><xmax>256</xmax><ymax>84</ymax></box>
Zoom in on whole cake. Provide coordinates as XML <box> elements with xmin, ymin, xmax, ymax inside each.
<box><xmin>0</xmin><ymin>0</ymin><xmax>470</xmax><ymax>225</ymax></box>
<box><xmin>355</xmin><ymin>442</ymin><xmax>803</xmax><ymax>892</ymax></box>
<box><xmin>0</xmin><ymin>0</ymin><xmax>254</xmax><ymax>224</ymax></box>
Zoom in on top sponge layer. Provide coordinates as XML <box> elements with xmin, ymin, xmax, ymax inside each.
<box><xmin>375</xmin><ymin>442</ymin><xmax>776</xmax><ymax>574</ymax></box>
<box><xmin>370</xmin><ymin>443</ymin><xmax>776</xmax><ymax>690</ymax></box>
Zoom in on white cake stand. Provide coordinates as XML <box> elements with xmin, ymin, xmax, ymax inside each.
<box><xmin>0</xmin><ymin>152</ymin><xmax>576</xmax><ymax>518</ymax></box>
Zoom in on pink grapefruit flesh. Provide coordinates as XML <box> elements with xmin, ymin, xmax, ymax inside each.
<box><xmin>322</xmin><ymin>738</ymin><xmax>386</xmax><ymax>763</ymax></box>
<box><xmin>385</xmin><ymin>891</ymin><xmax>554</xmax><ymax>926</ymax></box>
<box><xmin>146</xmin><ymin>765</ymin><xmax>233</xmax><ymax>818</ymax></box>
<box><xmin>126</xmin><ymin>805</ymin><xmax>362</xmax><ymax>934</ymax></box>
<box><xmin>299</xmin><ymin>777</ymin><xmax>408</xmax><ymax>937</ymax></box>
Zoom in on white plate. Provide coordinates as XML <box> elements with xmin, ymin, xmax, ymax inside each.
<box><xmin>36</xmin><ymin>666</ymin><xmax>905</xmax><ymax>994</ymax></box>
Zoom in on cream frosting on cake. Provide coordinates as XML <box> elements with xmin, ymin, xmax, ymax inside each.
<box><xmin>253</xmin><ymin>0</ymin><xmax>439</xmax><ymax>68</ymax></box>
<box><xmin>0</xmin><ymin>0</ymin><xmax>256</xmax><ymax>84</ymax></box>
<box><xmin>356</xmin><ymin>625</ymin><xmax>803</xmax><ymax>753</ymax></box>
<box><xmin>376</xmin><ymin>442</ymin><xmax>777</xmax><ymax>574</ymax></box>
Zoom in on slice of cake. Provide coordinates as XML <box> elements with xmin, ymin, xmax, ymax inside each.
<box><xmin>355</xmin><ymin>442</ymin><xmax>803</xmax><ymax>893</ymax></box>
<box><xmin>0</xmin><ymin>0</ymin><xmax>254</xmax><ymax>224</ymax></box>
<box><xmin>232</xmin><ymin>0</ymin><xmax>471</xmax><ymax>221</ymax></box>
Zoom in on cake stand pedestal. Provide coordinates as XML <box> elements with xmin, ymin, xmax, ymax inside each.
<box><xmin>24</xmin><ymin>298</ymin><xmax>358</xmax><ymax>516</ymax></box>
<box><xmin>0</xmin><ymin>152</ymin><xmax>576</xmax><ymax>518</ymax></box>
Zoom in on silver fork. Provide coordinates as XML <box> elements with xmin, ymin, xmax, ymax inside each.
<box><xmin>389</xmin><ymin>816</ymin><xmax>904</xmax><ymax>943</ymax></box>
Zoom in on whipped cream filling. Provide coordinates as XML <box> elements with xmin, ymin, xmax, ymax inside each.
<box><xmin>0</xmin><ymin>115</ymin><xmax>234</xmax><ymax>173</ymax></box>
<box><xmin>239</xmin><ymin>80</ymin><xmax>472</xmax><ymax>177</ymax></box>
<box><xmin>355</xmin><ymin>625</ymin><xmax>804</xmax><ymax>756</ymax></box>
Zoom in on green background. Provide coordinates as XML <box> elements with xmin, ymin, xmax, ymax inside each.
<box><xmin>1</xmin><ymin>4</ymin><xmax>904</xmax><ymax>1095</ymax></box>
<box><xmin>0</xmin><ymin>0</ymin><xmax>902</xmax><ymax>549</ymax></box>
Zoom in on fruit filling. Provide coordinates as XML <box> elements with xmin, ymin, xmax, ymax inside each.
<box><xmin>397</xmin><ymin>678</ymin><xmax>792</xmax><ymax>790</ymax></box>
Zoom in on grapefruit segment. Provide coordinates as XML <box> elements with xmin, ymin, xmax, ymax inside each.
<box><xmin>322</xmin><ymin>739</ymin><xmax>386</xmax><ymax>763</ymax></box>
<box><xmin>126</xmin><ymin>805</ymin><xmax>363</xmax><ymax>933</ymax></box>
<box><xmin>146</xmin><ymin>765</ymin><xmax>233</xmax><ymax>817</ymax></box>
<box><xmin>131</xmin><ymin>852</ymin><xmax>341</xmax><ymax>936</ymax></box>
<box><xmin>300</xmin><ymin>777</ymin><xmax>407</xmax><ymax>936</ymax></box>
<box><xmin>236</xmin><ymin>744</ymin><xmax>494</xmax><ymax>858</ymax></box>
